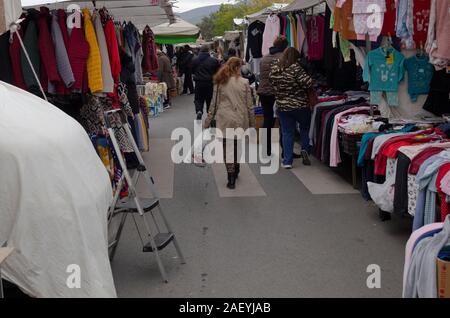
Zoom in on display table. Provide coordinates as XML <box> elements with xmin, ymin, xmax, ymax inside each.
<box><xmin>338</xmin><ymin>131</ymin><xmax>363</xmax><ymax>189</ymax></box>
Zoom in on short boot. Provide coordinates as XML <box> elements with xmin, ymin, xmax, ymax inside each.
<box><xmin>227</xmin><ymin>173</ymin><xmax>236</xmax><ymax>189</ymax></box>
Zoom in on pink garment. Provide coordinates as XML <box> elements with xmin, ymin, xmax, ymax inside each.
<box><xmin>433</xmin><ymin>0</ymin><xmax>450</xmax><ymax>60</ymax></box>
<box><xmin>329</xmin><ymin>106</ymin><xmax>370</xmax><ymax>167</ymax></box>
<box><xmin>296</xmin><ymin>14</ymin><xmax>306</xmax><ymax>53</ymax></box>
<box><xmin>307</xmin><ymin>15</ymin><xmax>325</xmax><ymax>61</ymax></box>
<box><xmin>262</xmin><ymin>15</ymin><xmax>281</xmax><ymax>57</ymax></box>
<box><xmin>352</xmin><ymin>0</ymin><xmax>387</xmax><ymax>41</ymax></box>
<box><xmin>352</xmin><ymin>0</ymin><xmax>386</xmax><ymax>13</ymax></box>
<box><xmin>402</xmin><ymin>222</ymin><xmax>444</xmax><ymax>296</ymax></box>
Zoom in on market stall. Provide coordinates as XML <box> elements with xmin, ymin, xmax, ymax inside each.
<box><xmin>0</xmin><ymin>0</ymin><xmax>178</xmax><ymax>297</ymax></box>
<box><xmin>152</xmin><ymin>18</ymin><xmax>200</xmax><ymax>45</ymax></box>
<box><xmin>245</xmin><ymin>0</ymin><xmax>449</xmax><ymax>297</ymax></box>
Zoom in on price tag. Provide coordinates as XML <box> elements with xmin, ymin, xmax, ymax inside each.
<box><xmin>386</xmin><ymin>53</ymin><xmax>394</xmax><ymax>65</ymax></box>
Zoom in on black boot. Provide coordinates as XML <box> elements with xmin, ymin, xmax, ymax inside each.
<box><xmin>234</xmin><ymin>164</ymin><xmax>240</xmax><ymax>179</ymax></box>
<box><xmin>227</xmin><ymin>173</ymin><xmax>236</xmax><ymax>189</ymax></box>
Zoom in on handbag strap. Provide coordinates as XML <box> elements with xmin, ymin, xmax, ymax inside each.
<box><xmin>211</xmin><ymin>84</ymin><xmax>220</xmax><ymax>120</ymax></box>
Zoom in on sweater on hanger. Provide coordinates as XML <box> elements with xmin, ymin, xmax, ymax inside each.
<box><xmin>50</xmin><ymin>11</ymin><xmax>75</xmax><ymax>94</ymax></box>
<box><xmin>246</xmin><ymin>20</ymin><xmax>265</xmax><ymax>61</ymax></box>
<box><xmin>37</xmin><ymin>7</ymin><xmax>60</xmax><ymax>87</ymax></box>
<box><xmin>104</xmin><ymin>19</ymin><xmax>121</xmax><ymax>82</ymax></box>
<box><xmin>83</xmin><ymin>8</ymin><xmax>103</xmax><ymax>93</ymax></box>
<box><xmin>67</xmin><ymin>11</ymin><xmax>90</xmax><ymax>92</ymax></box>
<box><xmin>93</xmin><ymin>11</ymin><xmax>114</xmax><ymax>93</ymax></box>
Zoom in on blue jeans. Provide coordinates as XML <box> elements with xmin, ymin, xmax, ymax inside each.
<box><xmin>278</xmin><ymin>107</ymin><xmax>311</xmax><ymax>165</ymax></box>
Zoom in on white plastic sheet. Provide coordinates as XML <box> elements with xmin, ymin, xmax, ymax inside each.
<box><xmin>0</xmin><ymin>81</ymin><xmax>116</xmax><ymax>298</ymax></box>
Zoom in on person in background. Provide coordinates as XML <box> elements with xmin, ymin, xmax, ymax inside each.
<box><xmin>213</xmin><ymin>46</ymin><xmax>224</xmax><ymax>63</ymax></box>
<box><xmin>204</xmin><ymin>57</ymin><xmax>255</xmax><ymax>189</ymax></box>
<box><xmin>192</xmin><ymin>45</ymin><xmax>220</xmax><ymax>120</ymax></box>
<box><xmin>157</xmin><ymin>46</ymin><xmax>176</xmax><ymax>109</ymax></box>
<box><xmin>224</xmin><ymin>48</ymin><xmax>237</xmax><ymax>63</ymax></box>
<box><xmin>179</xmin><ymin>45</ymin><xmax>195</xmax><ymax>95</ymax></box>
<box><xmin>258</xmin><ymin>36</ymin><xmax>288</xmax><ymax>157</ymax></box>
<box><xmin>269</xmin><ymin>47</ymin><xmax>313</xmax><ymax>169</ymax></box>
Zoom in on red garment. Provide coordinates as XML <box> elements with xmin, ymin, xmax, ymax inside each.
<box><xmin>439</xmin><ymin>193</ymin><xmax>450</xmax><ymax>222</ymax></box>
<box><xmin>436</xmin><ymin>163</ymin><xmax>450</xmax><ymax>221</ymax></box>
<box><xmin>9</xmin><ymin>30</ymin><xmax>27</xmax><ymax>90</ymax></box>
<box><xmin>104</xmin><ymin>19</ymin><xmax>121</xmax><ymax>82</ymax></box>
<box><xmin>381</xmin><ymin>0</ymin><xmax>396</xmax><ymax>36</ymax></box>
<box><xmin>374</xmin><ymin>129</ymin><xmax>436</xmax><ymax>176</ymax></box>
<box><xmin>38</xmin><ymin>7</ymin><xmax>60</xmax><ymax>86</ymax></box>
<box><xmin>413</xmin><ymin>0</ymin><xmax>431</xmax><ymax>47</ymax></box>
<box><xmin>67</xmin><ymin>14</ymin><xmax>90</xmax><ymax>92</ymax></box>
<box><xmin>409</xmin><ymin>147</ymin><xmax>445</xmax><ymax>175</ymax></box>
<box><xmin>55</xmin><ymin>9</ymin><xmax>72</xmax><ymax>95</ymax></box>
<box><xmin>307</xmin><ymin>15</ymin><xmax>325</xmax><ymax>61</ymax></box>
<box><xmin>317</xmin><ymin>95</ymin><xmax>346</xmax><ymax>103</ymax></box>
<box><xmin>141</xmin><ymin>26</ymin><xmax>159</xmax><ymax>74</ymax></box>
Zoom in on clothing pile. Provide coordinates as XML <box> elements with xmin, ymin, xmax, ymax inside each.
<box><xmin>358</xmin><ymin>122</ymin><xmax>450</xmax><ymax>230</ymax></box>
<box><xmin>403</xmin><ymin>216</ymin><xmax>450</xmax><ymax>298</ymax></box>
<box><xmin>309</xmin><ymin>91</ymin><xmax>372</xmax><ymax>167</ymax></box>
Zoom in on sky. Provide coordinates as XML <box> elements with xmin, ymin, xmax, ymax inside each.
<box><xmin>21</xmin><ymin>0</ymin><xmax>236</xmax><ymax>13</ymax></box>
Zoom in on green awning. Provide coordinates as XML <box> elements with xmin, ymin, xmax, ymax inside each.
<box><xmin>155</xmin><ymin>34</ymin><xmax>199</xmax><ymax>44</ymax></box>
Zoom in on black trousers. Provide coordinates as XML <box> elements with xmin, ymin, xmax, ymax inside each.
<box><xmin>183</xmin><ymin>69</ymin><xmax>194</xmax><ymax>94</ymax></box>
<box><xmin>194</xmin><ymin>82</ymin><xmax>214</xmax><ymax>114</ymax></box>
<box><xmin>260</xmin><ymin>94</ymin><xmax>284</xmax><ymax>156</ymax></box>
<box><xmin>260</xmin><ymin>95</ymin><xmax>276</xmax><ymax>156</ymax></box>
<box><xmin>223</xmin><ymin>138</ymin><xmax>239</xmax><ymax>174</ymax></box>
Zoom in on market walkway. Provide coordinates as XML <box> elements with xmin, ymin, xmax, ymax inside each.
<box><xmin>112</xmin><ymin>95</ymin><xmax>411</xmax><ymax>298</ymax></box>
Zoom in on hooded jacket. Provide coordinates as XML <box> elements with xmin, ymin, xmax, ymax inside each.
<box><xmin>257</xmin><ymin>46</ymin><xmax>284</xmax><ymax>96</ymax></box>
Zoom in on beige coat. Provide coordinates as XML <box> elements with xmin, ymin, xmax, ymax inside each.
<box><xmin>205</xmin><ymin>77</ymin><xmax>255</xmax><ymax>139</ymax></box>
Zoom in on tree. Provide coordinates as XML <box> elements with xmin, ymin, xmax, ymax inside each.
<box><xmin>201</xmin><ymin>0</ymin><xmax>290</xmax><ymax>38</ymax></box>
<box><xmin>197</xmin><ymin>15</ymin><xmax>215</xmax><ymax>41</ymax></box>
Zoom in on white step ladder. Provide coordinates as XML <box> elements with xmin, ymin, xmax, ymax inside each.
<box><xmin>104</xmin><ymin>109</ymin><xmax>185</xmax><ymax>283</ymax></box>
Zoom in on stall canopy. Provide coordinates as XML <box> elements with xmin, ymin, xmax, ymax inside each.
<box><xmin>153</xmin><ymin>17</ymin><xmax>200</xmax><ymax>44</ymax></box>
<box><xmin>246</xmin><ymin>3</ymin><xmax>288</xmax><ymax>23</ymax></box>
<box><xmin>21</xmin><ymin>0</ymin><xmax>176</xmax><ymax>29</ymax></box>
<box><xmin>281</xmin><ymin>0</ymin><xmax>333</xmax><ymax>12</ymax></box>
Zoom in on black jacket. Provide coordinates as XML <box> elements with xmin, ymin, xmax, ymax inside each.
<box><xmin>245</xmin><ymin>20</ymin><xmax>265</xmax><ymax>62</ymax></box>
<box><xmin>192</xmin><ymin>52</ymin><xmax>220</xmax><ymax>83</ymax></box>
<box><xmin>179</xmin><ymin>51</ymin><xmax>194</xmax><ymax>73</ymax></box>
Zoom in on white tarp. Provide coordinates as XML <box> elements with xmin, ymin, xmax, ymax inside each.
<box><xmin>246</xmin><ymin>3</ymin><xmax>288</xmax><ymax>23</ymax></box>
<box><xmin>0</xmin><ymin>81</ymin><xmax>116</xmax><ymax>298</ymax></box>
<box><xmin>152</xmin><ymin>18</ymin><xmax>199</xmax><ymax>36</ymax></box>
<box><xmin>21</xmin><ymin>0</ymin><xmax>176</xmax><ymax>29</ymax></box>
<box><xmin>0</xmin><ymin>0</ymin><xmax>22</xmax><ymax>33</ymax></box>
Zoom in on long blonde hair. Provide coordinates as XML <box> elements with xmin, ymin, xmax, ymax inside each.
<box><xmin>213</xmin><ymin>57</ymin><xmax>242</xmax><ymax>85</ymax></box>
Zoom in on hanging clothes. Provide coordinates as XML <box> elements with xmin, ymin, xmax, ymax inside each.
<box><xmin>246</xmin><ymin>20</ymin><xmax>265</xmax><ymax>62</ymax></box>
<box><xmin>82</xmin><ymin>8</ymin><xmax>103</xmax><ymax>93</ymax></box>
<box><xmin>21</xmin><ymin>10</ymin><xmax>41</xmax><ymax>94</ymax></box>
<box><xmin>37</xmin><ymin>7</ymin><xmax>60</xmax><ymax>89</ymax></box>
<box><xmin>141</xmin><ymin>26</ymin><xmax>159</xmax><ymax>74</ymax></box>
<box><xmin>307</xmin><ymin>15</ymin><xmax>325</xmax><ymax>60</ymax></box>
<box><xmin>50</xmin><ymin>11</ymin><xmax>75</xmax><ymax>94</ymax></box>
<box><xmin>296</xmin><ymin>14</ymin><xmax>306</xmax><ymax>54</ymax></box>
<box><xmin>380</xmin><ymin>0</ymin><xmax>396</xmax><ymax>36</ymax></box>
<box><xmin>333</xmin><ymin>0</ymin><xmax>357</xmax><ymax>40</ymax></box>
<box><xmin>412</xmin><ymin>0</ymin><xmax>431</xmax><ymax>47</ymax></box>
<box><xmin>404</xmin><ymin>54</ymin><xmax>434</xmax><ymax>102</ymax></box>
<box><xmin>262</xmin><ymin>14</ymin><xmax>280</xmax><ymax>57</ymax></box>
<box><xmin>104</xmin><ymin>18</ymin><xmax>121</xmax><ymax>82</ymax></box>
<box><xmin>0</xmin><ymin>31</ymin><xmax>12</xmax><ymax>84</ymax></box>
<box><xmin>93</xmin><ymin>11</ymin><xmax>114</xmax><ymax>93</ymax></box>
<box><xmin>352</xmin><ymin>0</ymin><xmax>386</xmax><ymax>41</ymax></box>
<box><xmin>67</xmin><ymin>10</ymin><xmax>90</xmax><ymax>93</ymax></box>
